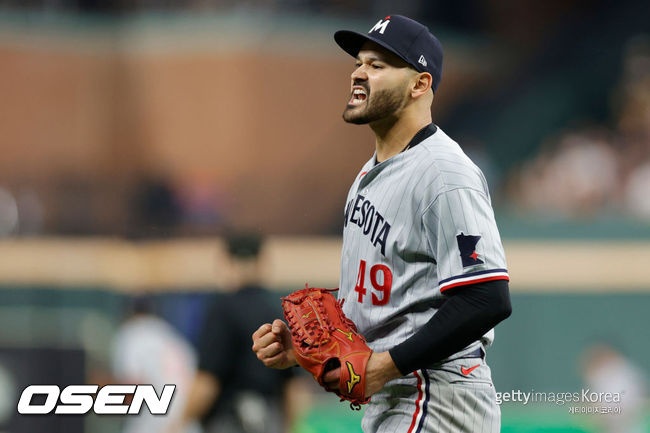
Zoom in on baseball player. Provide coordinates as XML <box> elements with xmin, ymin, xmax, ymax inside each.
<box><xmin>253</xmin><ymin>14</ymin><xmax>512</xmax><ymax>433</ymax></box>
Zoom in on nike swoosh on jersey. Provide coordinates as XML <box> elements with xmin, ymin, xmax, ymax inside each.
<box><xmin>461</xmin><ymin>364</ymin><xmax>480</xmax><ymax>375</ymax></box>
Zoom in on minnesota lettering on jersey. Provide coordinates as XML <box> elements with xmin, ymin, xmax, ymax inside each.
<box><xmin>344</xmin><ymin>194</ymin><xmax>391</xmax><ymax>256</ymax></box>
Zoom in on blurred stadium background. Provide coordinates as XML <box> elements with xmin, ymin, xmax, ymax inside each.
<box><xmin>0</xmin><ymin>0</ymin><xmax>649</xmax><ymax>432</ymax></box>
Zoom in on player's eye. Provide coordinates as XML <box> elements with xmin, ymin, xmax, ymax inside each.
<box><xmin>371</xmin><ymin>63</ymin><xmax>383</xmax><ymax>69</ymax></box>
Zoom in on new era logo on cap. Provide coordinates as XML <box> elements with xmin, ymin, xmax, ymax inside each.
<box><xmin>334</xmin><ymin>14</ymin><xmax>444</xmax><ymax>92</ymax></box>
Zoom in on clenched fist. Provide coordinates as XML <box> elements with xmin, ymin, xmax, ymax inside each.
<box><xmin>251</xmin><ymin>319</ymin><xmax>297</xmax><ymax>369</ymax></box>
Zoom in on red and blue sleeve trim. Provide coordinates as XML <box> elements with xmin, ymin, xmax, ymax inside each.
<box><xmin>438</xmin><ymin>268</ymin><xmax>509</xmax><ymax>292</ymax></box>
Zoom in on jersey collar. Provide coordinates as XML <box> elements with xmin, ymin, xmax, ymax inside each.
<box><xmin>374</xmin><ymin>123</ymin><xmax>438</xmax><ymax>166</ymax></box>
<box><xmin>404</xmin><ymin>123</ymin><xmax>438</xmax><ymax>151</ymax></box>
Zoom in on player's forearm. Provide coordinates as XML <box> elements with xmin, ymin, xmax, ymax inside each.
<box><xmin>182</xmin><ymin>372</ymin><xmax>220</xmax><ymax>423</ymax></box>
<box><xmin>389</xmin><ymin>279</ymin><xmax>511</xmax><ymax>375</ymax></box>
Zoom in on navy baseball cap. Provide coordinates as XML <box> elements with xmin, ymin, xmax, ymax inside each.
<box><xmin>334</xmin><ymin>15</ymin><xmax>443</xmax><ymax>92</ymax></box>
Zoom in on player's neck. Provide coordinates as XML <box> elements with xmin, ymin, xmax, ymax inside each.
<box><xmin>371</xmin><ymin>111</ymin><xmax>432</xmax><ymax>163</ymax></box>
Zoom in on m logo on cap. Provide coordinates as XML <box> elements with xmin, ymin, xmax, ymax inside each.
<box><xmin>369</xmin><ymin>17</ymin><xmax>390</xmax><ymax>35</ymax></box>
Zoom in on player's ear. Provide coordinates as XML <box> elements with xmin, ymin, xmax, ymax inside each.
<box><xmin>410</xmin><ymin>72</ymin><xmax>433</xmax><ymax>99</ymax></box>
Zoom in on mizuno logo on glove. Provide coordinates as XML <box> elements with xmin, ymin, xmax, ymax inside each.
<box><xmin>346</xmin><ymin>361</ymin><xmax>361</xmax><ymax>393</ymax></box>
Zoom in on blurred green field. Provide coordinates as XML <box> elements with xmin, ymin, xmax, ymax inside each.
<box><xmin>292</xmin><ymin>401</ymin><xmax>650</xmax><ymax>433</ymax></box>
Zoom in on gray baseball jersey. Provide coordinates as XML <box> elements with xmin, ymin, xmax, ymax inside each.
<box><xmin>338</xmin><ymin>124</ymin><xmax>509</xmax><ymax>357</ymax></box>
<box><xmin>339</xmin><ymin>124</ymin><xmax>507</xmax><ymax>433</ymax></box>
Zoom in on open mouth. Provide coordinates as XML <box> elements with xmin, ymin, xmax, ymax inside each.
<box><xmin>348</xmin><ymin>88</ymin><xmax>367</xmax><ymax>106</ymax></box>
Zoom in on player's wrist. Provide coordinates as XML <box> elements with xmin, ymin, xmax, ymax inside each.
<box><xmin>365</xmin><ymin>351</ymin><xmax>402</xmax><ymax>396</ymax></box>
<box><xmin>287</xmin><ymin>349</ymin><xmax>298</xmax><ymax>367</ymax></box>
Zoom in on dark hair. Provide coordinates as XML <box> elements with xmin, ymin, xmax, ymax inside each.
<box><xmin>226</xmin><ymin>233</ymin><xmax>263</xmax><ymax>258</ymax></box>
<box><xmin>127</xmin><ymin>295</ymin><xmax>155</xmax><ymax>316</ymax></box>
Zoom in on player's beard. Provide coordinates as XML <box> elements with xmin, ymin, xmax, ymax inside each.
<box><xmin>342</xmin><ymin>84</ymin><xmax>407</xmax><ymax>125</ymax></box>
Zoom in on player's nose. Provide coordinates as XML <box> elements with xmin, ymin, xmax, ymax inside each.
<box><xmin>350</xmin><ymin>65</ymin><xmax>367</xmax><ymax>82</ymax></box>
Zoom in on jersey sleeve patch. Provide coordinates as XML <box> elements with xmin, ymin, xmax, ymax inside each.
<box><xmin>438</xmin><ymin>268</ymin><xmax>509</xmax><ymax>292</ymax></box>
<box><xmin>456</xmin><ymin>232</ymin><xmax>484</xmax><ymax>267</ymax></box>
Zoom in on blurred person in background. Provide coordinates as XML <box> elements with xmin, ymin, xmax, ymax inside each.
<box><xmin>509</xmin><ymin>35</ymin><xmax>650</xmax><ymax>221</ymax></box>
<box><xmin>111</xmin><ymin>296</ymin><xmax>201</xmax><ymax>433</ymax></box>
<box><xmin>580</xmin><ymin>341</ymin><xmax>648</xmax><ymax>433</ymax></box>
<box><xmin>618</xmin><ymin>37</ymin><xmax>650</xmax><ymax>219</ymax></box>
<box><xmin>181</xmin><ymin>233</ymin><xmax>307</xmax><ymax>433</ymax></box>
<box><xmin>514</xmin><ymin>129</ymin><xmax>620</xmax><ymax>218</ymax></box>
<box><xmin>129</xmin><ymin>176</ymin><xmax>183</xmax><ymax>238</ymax></box>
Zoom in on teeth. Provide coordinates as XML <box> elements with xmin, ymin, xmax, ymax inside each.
<box><xmin>349</xmin><ymin>88</ymin><xmax>367</xmax><ymax>106</ymax></box>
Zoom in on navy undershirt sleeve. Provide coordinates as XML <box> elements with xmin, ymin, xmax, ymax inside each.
<box><xmin>389</xmin><ymin>279</ymin><xmax>511</xmax><ymax>375</ymax></box>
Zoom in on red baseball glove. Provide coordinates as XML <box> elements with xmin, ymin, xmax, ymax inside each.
<box><xmin>282</xmin><ymin>285</ymin><xmax>372</xmax><ymax>409</ymax></box>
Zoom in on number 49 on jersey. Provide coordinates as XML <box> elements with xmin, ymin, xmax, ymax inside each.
<box><xmin>354</xmin><ymin>260</ymin><xmax>392</xmax><ymax>306</ymax></box>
